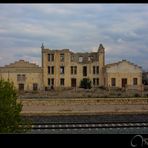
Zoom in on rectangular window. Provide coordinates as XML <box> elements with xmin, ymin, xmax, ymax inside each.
<box><xmin>93</xmin><ymin>66</ymin><xmax>99</xmax><ymax>75</ymax></box>
<box><xmin>51</xmin><ymin>54</ymin><xmax>54</xmax><ymax>61</ymax></box>
<box><xmin>33</xmin><ymin>83</ymin><xmax>38</xmax><ymax>91</ymax></box>
<box><xmin>71</xmin><ymin>66</ymin><xmax>73</xmax><ymax>75</ymax></box>
<box><xmin>93</xmin><ymin>66</ymin><xmax>95</xmax><ymax>74</ymax></box>
<box><xmin>48</xmin><ymin>66</ymin><xmax>50</xmax><ymax>74</ymax></box>
<box><xmin>74</xmin><ymin>66</ymin><xmax>77</xmax><ymax>74</ymax></box>
<box><xmin>48</xmin><ymin>78</ymin><xmax>50</xmax><ymax>86</ymax></box>
<box><xmin>83</xmin><ymin>66</ymin><xmax>87</xmax><ymax>76</ymax></box>
<box><xmin>18</xmin><ymin>83</ymin><xmax>24</xmax><ymax>91</ymax></box>
<box><xmin>93</xmin><ymin>78</ymin><xmax>99</xmax><ymax>86</ymax></box>
<box><xmin>60</xmin><ymin>54</ymin><xmax>64</xmax><ymax>62</ymax></box>
<box><xmin>96</xmin><ymin>66</ymin><xmax>99</xmax><ymax>74</ymax></box>
<box><xmin>60</xmin><ymin>78</ymin><xmax>64</xmax><ymax>86</ymax></box>
<box><xmin>133</xmin><ymin>78</ymin><xmax>138</xmax><ymax>85</ymax></box>
<box><xmin>51</xmin><ymin>66</ymin><xmax>54</xmax><ymax>74</ymax></box>
<box><xmin>71</xmin><ymin>55</ymin><xmax>74</xmax><ymax>62</ymax></box>
<box><xmin>71</xmin><ymin>66</ymin><xmax>77</xmax><ymax>75</ymax></box>
<box><xmin>60</xmin><ymin>66</ymin><xmax>64</xmax><ymax>74</ymax></box>
<box><xmin>51</xmin><ymin>78</ymin><xmax>54</xmax><ymax>85</ymax></box>
<box><xmin>17</xmin><ymin>74</ymin><xmax>26</xmax><ymax>81</ymax></box>
<box><xmin>71</xmin><ymin>78</ymin><xmax>76</xmax><ymax>87</ymax></box>
<box><xmin>111</xmin><ymin>78</ymin><xmax>116</xmax><ymax>87</ymax></box>
<box><xmin>48</xmin><ymin>54</ymin><xmax>50</xmax><ymax>61</ymax></box>
<box><xmin>48</xmin><ymin>54</ymin><xmax>54</xmax><ymax>61</ymax></box>
<box><xmin>17</xmin><ymin>74</ymin><xmax>21</xmax><ymax>81</ymax></box>
<box><xmin>93</xmin><ymin>78</ymin><xmax>96</xmax><ymax>86</ymax></box>
<box><xmin>96</xmin><ymin>78</ymin><xmax>99</xmax><ymax>85</ymax></box>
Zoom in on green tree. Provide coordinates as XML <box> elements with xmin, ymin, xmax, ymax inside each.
<box><xmin>80</xmin><ymin>78</ymin><xmax>92</xmax><ymax>89</ymax></box>
<box><xmin>0</xmin><ymin>79</ymin><xmax>30</xmax><ymax>133</ymax></box>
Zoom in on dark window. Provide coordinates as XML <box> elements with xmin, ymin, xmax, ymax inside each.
<box><xmin>96</xmin><ymin>66</ymin><xmax>99</xmax><ymax>74</ymax></box>
<box><xmin>48</xmin><ymin>54</ymin><xmax>50</xmax><ymax>61</ymax></box>
<box><xmin>48</xmin><ymin>66</ymin><xmax>50</xmax><ymax>74</ymax></box>
<box><xmin>96</xmin><ymin>78</ymin><xmax>99</xmax><ymax>85</ymax></box>
<box><xmin>60</xmin><ymin>66</ymin><xmax>64</xmax><ymax>74</ymax></box>
<box><xmin>51</xmin><ymin>54</ymin><xmax>54</xmax><ymax>61</ymax></box>
<box><xmin>48</xmin><ymin>54</ymin><xmax>54</xmax><ymax>61</ymax></box>
<box><xmin>93</xmin><ymin>66</ymin><xmax>99</xmax><ymax>74</ymax></box>
<box><xmin>60</xmin><ymin>78</ymin><xmax>64</xmax><ymax>86</ymax></box>
<box><xmin>33</xmin><ymin>83</ymin><xmax>38</xmax><ymax>91</ymax></box>
<box><xmin>71</xmin><ymin>66</ymin><xmax>73</xmax><ymax>75</ymax></box>
<box><xmin>74</xmin><ymin>66</ymin><xmax>77</xmax><ymax>74</ymax></box>
<box><xmin>17</xmin><ymin>74</ymin><xmax>21</xmax><ymax>81</ymax></box>
<box><xmin>71</xmin><ymin>66</ymin><xmax>77</xmax><ymax>75</ymax></box>
<box><xmin>18</xmin><ymin>83</ymin><xmax>24</xmax><ymax>91</ymax></box>
<box><xmin>133</xmin><ymin>78</ymin><xmax>138</xmax><ymax>85</ymax></box>
<box><xmin>122</xmin><ymin>78</ymin><xmax>127</xmax><ymax>88</ymax></box>
<box><xmin>93</xmin><ymin>78</ymin><xmax>95</xmax><ymax>85</ymax></box>
<box><xmin>93</xmin><ymin>66</ymin><xmax>95</xmax><ymax>74</ymax></box>
<box><xmin>93</xmin><ymin>78</ymin><xmax>99</xmax><ymax>86</ymax></box>
<box><xmin>71</xmin><ymin>78</ymin><xmax>76</xmax><ymax>87</ymax></box>
<box><xmin>51</xmin><ymin>78</ymin><xmax>54</xmax><ymax>85</ymax></box>
<box><xmin>17</xmin><ymin>74</ymin><xmax>26</xmax><ymax>81</ymax></box>
<box><xmin>48</xmin><ymin>78</ymin><xmax>50</xmax><ymax>86</ymax></box>
<box><xmin>111</xmin><ymin>78</ymin><xmax>116</xmax><ymax>87</ymax></box>
<box><xmin>60</xmin><ymin>54</ymin><xmax>64</xmax><ymax>62</ymax></box>
<box><xmin>83</xmin><ymin>66</ymin><xmax>87</xmax><ymax>76</ymax></box>
<box><xmin>51</xmin><ymin>66</ymin><xmax>54</xmax><ymax>74</ymax></box>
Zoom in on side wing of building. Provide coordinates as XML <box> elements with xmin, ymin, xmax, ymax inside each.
<box><xmin>104</xmin><ymin>60</ymin><xmax>142</xmax><ymax>90</ymax></box>
<box><xmin>0</xmin><ymin>60</ymin><xmax>43</xmax><ymax>91</ymax></box>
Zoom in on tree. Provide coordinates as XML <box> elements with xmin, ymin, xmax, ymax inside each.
<box><xmin>0</xmin><ymin>79</ymin><xmax>29</xmax><ymax>133</ymax></box>
<box><xmin>80</xmin><ymin>78</ymin><xmax>92</xmax><ymax>89</ymax></box>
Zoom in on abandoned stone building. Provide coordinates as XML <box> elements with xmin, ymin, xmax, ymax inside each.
<box><xmin>0</xmin><ymin>44</ymin><xmax>143</xmax><ymax>91</ymax></box>
<box><xmin>0</xmin><ymin>60</ymin><xmax>43</xmax><ymax>91</ymax></box>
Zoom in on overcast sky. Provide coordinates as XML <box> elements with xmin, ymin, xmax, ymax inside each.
<box><xmin>0</xmin><ymin>4</ymin><xmax>148</xmax><ymax>70</ymax></box>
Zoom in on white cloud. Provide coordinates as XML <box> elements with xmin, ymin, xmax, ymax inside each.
<box><xmin>0</xmin><ymin>4</ymin><xmax>148</xmax><ymax>70</ymax></box>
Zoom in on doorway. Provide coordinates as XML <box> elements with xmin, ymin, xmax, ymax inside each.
<box><xmin>71</xmin><ymin>78</ymin><xmax>76</xmax><ymax>87</ymax></box>
<box><xmin>19</xmin><ymin>83</ymin><xmax>24</xmax><ymax>91</ymax></box>
<box><xmin>122</xmin><ymin>78</ymin><xmax>127</xmax><ymax>88</ymax></box>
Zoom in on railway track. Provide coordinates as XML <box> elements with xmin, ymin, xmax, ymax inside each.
<box><xmin>24</xmin><ymin>122</ymin><xmax>148</xmax><ymax>130</ymax></box>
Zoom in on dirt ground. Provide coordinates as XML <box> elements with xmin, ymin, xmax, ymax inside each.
<box><xmin>20</xmin><ymin>98</ymin><xmax>148</xmax><ymax>116</ymax></box>
<box><xmin>19</xmin><ymin>87</ymin><xmax>148</xmax><ymax>99</ymax></box>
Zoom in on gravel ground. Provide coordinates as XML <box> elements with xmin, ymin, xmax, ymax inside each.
<box><xmin>28</xmin><ymin>127</ymin><xmax>148</xmax><ymax>134</ymax></box>
<box><xmin>22</xmin><ymin>114</ymin><xmax>148</xmax><ymax>124</ymax></box>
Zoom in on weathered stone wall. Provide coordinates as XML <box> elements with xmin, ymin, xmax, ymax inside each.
<box><xmin>42</xmin><ymin>47</ymin><xmax>105</xmax><ymax>88</ymax></box>
<box><xmin>105</xmin><ymin>61</ymin><xmax>142</xmax><ymax>89</ymax></box>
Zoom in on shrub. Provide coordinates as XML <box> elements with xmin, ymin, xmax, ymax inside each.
<box><xmin>134</xmin><ymin>93</ymin><xmax>141</xmax><ymax>97</ymax></box>
<box><xmin>80</xmin><ymin>78</ymin><xmax>92</xmax><ymax>89</ymax></box>
<box><xmin>0</xmin><ymin>79</ymin><xmax>31</xmax><ymax>133</ymax></box>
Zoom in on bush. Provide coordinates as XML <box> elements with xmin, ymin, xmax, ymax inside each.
<box><xmin>80</xmin><ymin>78</ymin><xmax>92</xmax><ymax>89</ymax></box>
<box><xmin>134</xmin><ymin>93</ymin><xmax>141</xmax><ymax>97</ymax></box>
<box><xmin>98</xmin><ymin>86</ymin><xmax>106</xmax><ymax>90</ymax></box>
<box><xmin>0</xmin><ymin>79</ymin><xmax>30</xmax><ymax>133</ymax></box>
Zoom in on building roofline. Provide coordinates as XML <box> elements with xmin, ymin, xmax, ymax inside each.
<box><xmin>105</xmin><ymin>59</ymin><xmax>142</xmax><ymax>69</ymax></box>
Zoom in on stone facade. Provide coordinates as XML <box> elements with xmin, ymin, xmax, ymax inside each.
<box><xmin>0</xmin><ymin>44</ymin><xmax>143</xmax><ymax>91</ymax></box>
<box><xmin>0</xmin><ymin>60</ymin><xmax>43</xmax><ymax>91</ymax></box>
<box><xmin>42</xmin><ymin>44</ymin><xmax>105</xmax><ymax>89</ymax></box>
<box><xmin>104</xmin><ymin>60</ymin><xmax>142</xmax><ymax>90</ymax></box>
